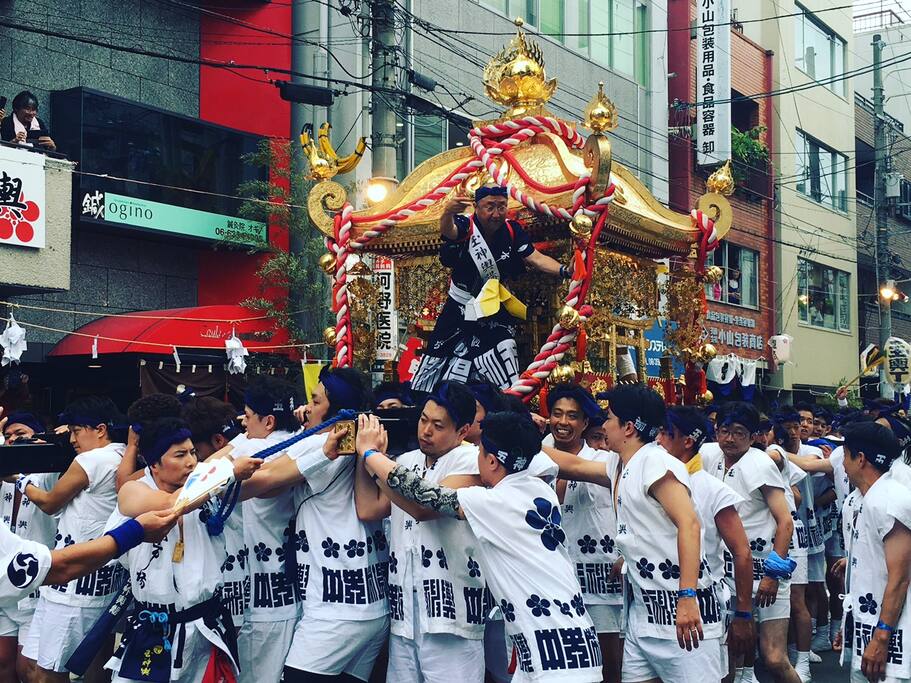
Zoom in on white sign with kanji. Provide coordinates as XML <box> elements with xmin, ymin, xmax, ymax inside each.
<box><xmin>0</xmin><ymin>146</ymin><xmax>45</xmax><ymax>248</ymax></box>
<box><xmin>373</xmin><ymin>256</ymin><xmax>398</xmax><ymax>361</ymax></box>
<box><xmin>696</xmin><ymin>0</ymin><xmax>732</xmax><ymax>166</ymax></box>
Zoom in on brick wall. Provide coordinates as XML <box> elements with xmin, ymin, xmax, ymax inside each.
<box><xmin>1</xmin><ymin>0</ymin><xmax>202</xmax><ymax>359</ymax></box>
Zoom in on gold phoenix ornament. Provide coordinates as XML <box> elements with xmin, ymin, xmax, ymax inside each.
<box><xmin>300</xmin><ymin>123</ymin><xmax>366</xmax><ymax>181</ymax></box>
<box><xmin>483</xmin><ymin>18</ymin><xmax>557</xmax><ymax>116</ymax></box>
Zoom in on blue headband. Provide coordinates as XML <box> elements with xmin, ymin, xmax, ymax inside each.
<box><xmin>547</xmin><ymin>385</ymin><xmax>605</xmax><ymax>423</ymax></box>
<box><xmin>481</xmin><ymin>432</ymin><xmax>532</xmax><ymax>474</ymax></box>
<box><xmin>425</xmin><ymin>383</ymin><xmax>470</xmax><ymax>429</ymax></box>
<box><xmin>475</xmin><ymin>185</ymin><xmax>508</xmax><ymax>202</ymax></box>
<box><xmin>666</xmin><ymin>411</ymin><xmax>709</xmax><ymax>449</ymax></box>
<box><xmin>5</xmin><ymin>412</ymin><xmax>43</xmax><ymax>435</ymax></box>
<box><xmin>244</xmin><ymin>389</ymin><xmax>293</xmax><ymax>418</ymax></box>
<box><xmin>469</xmin><ymin>383</ymin><xmax>500</xmax><ymax>414</ymax></box>
<box><xmin>319</xmin><ymin>366</ymin><xmax>362</xmax><ymax>413</ymax></box>
<box><xmin>144</xmin><ymin>427</ymin><xmax>193</xmax><ymax>465</ymax></box>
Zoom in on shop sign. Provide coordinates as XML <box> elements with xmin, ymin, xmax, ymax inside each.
<box><xmin>80</xmin><ymin>191</ymin><xmax>266</xmax><ymax>246</ymax></box>
<box><xmin>696</xmin><ymin>0</ymin><xmax>732</xmax><ymax>166</ymax></box>
<box><xmin>0</xmin><ymin>146</ymin><xmax>45</xmax><ymax>248</ymax></box>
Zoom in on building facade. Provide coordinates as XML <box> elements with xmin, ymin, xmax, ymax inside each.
<box><xmin>667</xmin><ymin>0</ymin><xmax>775</xmax><ymax>400</ymax></box>
<box><xmin>735</xmin><ymin>0</ymin><xmax>858</xmax><ymax>395</ymax></box>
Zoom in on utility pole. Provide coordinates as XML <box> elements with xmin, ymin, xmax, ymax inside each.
<box><xmin>290</xmin><ymin>0</ymin><xmax>323</xmax><ymax>340</ymax></box>
<box><xmin>371</xmin><ymin>0</ymin><xmax>398</xmax><ymax>180</ymax></box>
<box><xmin>873</xmin><ymin>33</ymin><xmax>894</xmax><ymax>399</ymax></box>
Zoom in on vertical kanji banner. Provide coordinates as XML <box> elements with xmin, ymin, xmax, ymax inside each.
<box><xmin>374</xmin><ymin>256</ymin><xmax>398</xmax><ymax>361</ymax></box>
<box><xmin>696</xmin><ymin>0</ymin><xmax>732</xmax><ymax>166</ymax></box>
<box><xmin>0</xmin><ymin>146</ymin><xmax>45</xmax><ymax>248</ymax></box>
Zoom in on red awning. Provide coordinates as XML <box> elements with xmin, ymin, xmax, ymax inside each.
<box><xmin>49</xmin><ymin>305</ymin><xmax>292</xmax><ymax>357</ymax></box>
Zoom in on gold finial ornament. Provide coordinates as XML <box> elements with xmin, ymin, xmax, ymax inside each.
<box><xmin>570</xmin><ymin>214</ymin><xmax>593</xmax><ymax>241</ymax></box>
<box><xmin>583</xmin><ymin>82</ymin><xmax>619</xmax><ymax>133</ymax></box>
<box><xmin>706</xmin><ymin>160</ymin><xmax>736</xmax><ymax>197</ymax></box>
<box><xmin>558</xmin><ymin>304</ymin><xmax>582</xmax><ymax>330</ymax></box>
<box><xmin>300</xmin><ymin>123</ymin><xmax>366</xmax><ymax>181</ymax></box>
<box><xmin>319</xmin><ymin>252</ymin><xmax>336</xmax><ymax>274</ymax></box>
<box><xmin>483</xmin><ymin>18</ymin><xmax>557</xmax><ymax>117</ymax></box>
<box><xmin>547</xmin><ymin>364</ymin><xmax>576</xmax><ymax>386</ymax></box>
<box><xmin>323</xmin><ymin>326</ymin><xmax>338</xmax><ymax>347</ymax></box>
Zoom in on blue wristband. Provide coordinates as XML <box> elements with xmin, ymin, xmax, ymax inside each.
<box><xmin>363</xmin><ymin>449</ymin><xmax>381</xmax><ymax>459</ymax></box>
<box><xmin>105</xmin><ymin>519</ymin><xmax>145</xmax><ymax>557</ymax></box>
<box><xmin>876</xmin><ymin>620</ymin><xmax>895</xmax><ymax>633</ymax></box>
<box><xmin>677</xmin><ymin>588</ymin><xmax>697</xmax><ymax>599</ymax></box>
<box><xmin>734</xmin><ymin>610</ymin><xmax>753</xmax><ymax>620</ymax></box>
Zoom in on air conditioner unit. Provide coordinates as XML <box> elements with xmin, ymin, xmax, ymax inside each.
<box><xmin>886</xmin><ymin>172</ymin><xmax>903</xmax><ymax>198</ymax></box>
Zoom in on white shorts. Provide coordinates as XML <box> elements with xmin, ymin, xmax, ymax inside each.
<box><xmin>388</xmin><ymin>631</ymin><xmax>485</xmax><ymax>683</ymax></box>
<box><xmin>285</xmin><ymin>614</ymin><xmax>388</xmax><ymax>681</ymax></box>
<box><xmin>21</xmin><ymin>597</ymin><xmax>105</xmax><ymax>672</ymax></box>
<box><xmin>808</xmin><ymin>552</ymin><xmax>826</xmax><ymax>582</ymax></box>
<box><xmin>791</xmin><ymin>553</ymin><xmax>809</xmax><ymax>585</ymax></box>
<box><xmin>237</xmin><ymin>618</ymin><xmax>296</xmax><ymax>683</ymax></box>
<box><xmin>621</xmin><ymin>627</ymin><xmax>722</xmax><ymax>683</ymax></box>
<box><xmin>484</xmin><ymin>619</ymin><xmax>510</xmax><ymax>683</ymax></box>
<box><xmin>589</xmin><ymin>603</ymin><xmax>625</xmax><ymax>634</ymax></box>
<box><xmin>755</xmin><ymin>579</ymin><xmax>791</xmax><ymax>623</ymax></box>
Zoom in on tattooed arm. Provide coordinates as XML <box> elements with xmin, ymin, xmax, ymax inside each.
<box><xmin>385</xmin><ymin>465</ymin><xmax>465</xmax><ymax>520</ymax></box>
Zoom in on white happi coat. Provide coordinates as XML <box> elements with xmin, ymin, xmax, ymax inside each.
<box><xmin>560</xmin><ymin>445</ymin><xmax>623</xmax><ymax>607</ymax></box>
<box><xmin>0</xmin><ymin>474</ymin><xmax>58</xmax><ymax>611</ymax></box>
<box><xmin>240</xmin><ymin>430</ymin><xmax>300</xmax><ymax>623</ymax></box>
<box><xmin>843</xmin><ymin>473</ymin><xmax>911</xmax><ymax>679</ymax></box>
<box><xmin>615</xmin><ymin>443</ymin><xmax>723</xmax><ymax>640</ymax></box>
<box><xmin>107</xmin><ymin>471</ymin><xmax>237</xmax><ymax>680</ymax></box>
<box><xmin>458</xmin><ymin>471</ymin><xmax>602</xmax><ymax>682</ymax></box>
<box><xmin>389</xmin><ymin>443</ymin><xmax>485</xmax><ymax>640</ymax></box>
<box><xmin>43</xmin><ymin>442</ymin><xmax>127</xmax><ymax>607</ymax></box>
<box><xmin>291</xmin><ymin>432</ymin><xmax>389</xmax><ymax>623</ymax></box>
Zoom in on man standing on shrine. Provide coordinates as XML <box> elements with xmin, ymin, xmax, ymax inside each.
<box><xmin>411</xmin><ymin>184</ymin><xmax>572</xmax><ymax>391</ymax></box>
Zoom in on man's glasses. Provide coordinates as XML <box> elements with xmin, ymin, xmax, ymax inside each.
<box><xmin>716</xmin><ymin>426</ymin><xmax>750</xmax><ymax>440</ymax></box>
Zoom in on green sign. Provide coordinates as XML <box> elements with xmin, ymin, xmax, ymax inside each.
<box><xmin>97</xmin><ymin>193</ymin><xmax>267</xmax><ymax>246</ymax></box>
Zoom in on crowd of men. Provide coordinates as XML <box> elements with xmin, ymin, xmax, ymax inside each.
<box><xmin>0</xmin><ymin>372</ymin><xmax>908</xmax><ymax>683</ymax></box>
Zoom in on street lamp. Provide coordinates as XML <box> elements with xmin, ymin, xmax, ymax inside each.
<box><xmin>366</xmin><ymin>176</ymin><xmax>398</xmax><ymax>205</ymax></box>
<box><xmin>881</xmin><ymin>279</ymin><xmax>897</xmax><ymax>301</ymax></box>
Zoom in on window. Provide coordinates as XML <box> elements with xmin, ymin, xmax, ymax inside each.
<box><xmin>900</xmin><ymin>179</ymin><xmax>911</xmax><ymax>221</ymax></box>
<box><xmin>795</xmin><ymin>130</ymin><xmax>848</xmax><ymax>211</ymax></box>
<box><xmin>485</xmin><ymin>0</ymin><xmax>649</xmax><ymax>85</ymax></box>
<box><xmin>705</xmin><ymin>243</ymin><xmax>759</xmax><ymax>308</ymax></box>
<box><xmin>794</xmin><ymin>4</ymin><xmax>846</xmax><ymax>96</ymax></box>
<box><xmin>797</xmin><ymin>259</ymin><xmax>851</xmax><ymax>331</ymax></box>
<box><xmin>400</xmin><ymin>113</ymin><xmax>472</xmax><ymax>178</ymax></box>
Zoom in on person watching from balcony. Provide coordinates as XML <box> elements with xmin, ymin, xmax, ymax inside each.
<box><xmin>0</xmin><ymin>91</ymin><xmax>55</xmax><ymax>152</ymax></box>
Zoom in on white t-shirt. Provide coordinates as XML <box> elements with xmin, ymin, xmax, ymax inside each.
<box><xmin>717</xmin><ymin>447</ymin><xmax>785</xmax><ymax>586</ymax></box>
<box><xmin>389</xmin><ymin>444</ymin><xmax>484</xmax><ymax>640</ymax></box>
<box><xmin>844</xmin><ymin>473</ymin><xmax>911</xmax><ymax>679</ymax></box>
<box><xmin>0</xmin><ymin>523</ymin><xmax>51</xmax><ymax>607</ymax></box>
<box><xmin>766</xmin><ymin>446</ymin><xmax>811</xmax><ymax>558</ymax></box>
<box><xmin>43</xmin><ymin>442</ymin><xmax>127</xmax><ymax>607</ymax></box>
<box><xmin>615</xmin><ymin>443</ymin><xmax>723</xmax><ymax>640</ymax></box>
<box><xmin>221</xmin><ymin>432</ymin><xmax>250</xmax><ymax>628</ymax></box>
<box><xmin>458</xmin><ymin>472</ymin><xmax>602</xmax><ymax>682</ymax></box>
<box><xmin>561</xmin><ymin>445</ymin><xmax>622</xmax><ymax>606</ymax></box>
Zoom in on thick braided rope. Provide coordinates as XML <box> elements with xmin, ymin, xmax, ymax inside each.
<box><xmin>690</xmin><ymin>209</ymin><xmax>721</xmax><ymax>275</ymax></box>
<box><xmin>250</xmin><ymin>409</ymin><xmax>357</xmax><ymax>459</ymax></box>
<box><xmin>505</xmin><ymin>206</ymin><xmax>612</xmax><ymax>398</ymax></box>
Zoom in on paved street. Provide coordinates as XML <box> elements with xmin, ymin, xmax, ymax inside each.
<box><xmin>758</xmin><ymin>650</ymin><xmax>847</xmax><ymax>682</ymax></box>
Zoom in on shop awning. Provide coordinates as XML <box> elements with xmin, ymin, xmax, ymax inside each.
<box><xmin>48</xmin><ymin>305</ymin><xmax>292</xmax><ymax>357</ymax></box>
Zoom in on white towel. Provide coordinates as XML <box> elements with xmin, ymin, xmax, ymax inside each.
<box><xmin>739</xmin><ymin>359</ymin><xmax>758</xmax><ymax>387</ymax></box>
